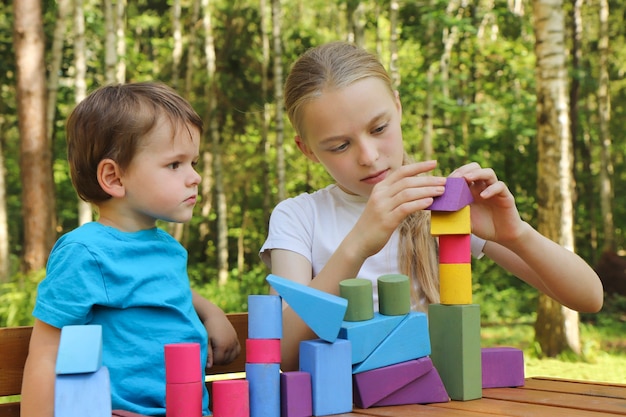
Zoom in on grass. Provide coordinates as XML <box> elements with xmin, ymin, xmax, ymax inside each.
<box><xmin>481</xmin><ymin>315</ymin><xmax>626</xmax><ymax>384</ymax></box>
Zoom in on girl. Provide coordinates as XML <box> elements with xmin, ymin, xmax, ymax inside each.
<box><xmin>260</xmin><ymin>41</ymin><xmax>603</xmax><ymax>371</ymax></box>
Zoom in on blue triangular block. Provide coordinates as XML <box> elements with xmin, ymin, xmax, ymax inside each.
<box><xmin>266</xmin><ymin>274</ymin><xmax>347</xmax><ymax>342</ymax></box>
<box><xmin>352</xmin><ymin>312</ymin><xmax>431</xmax><ymax>373</ymax></box>
<box><xmin>338</xmin><ymin>313</ymin><xmax>405</xmax><ymax>364</ymax></box>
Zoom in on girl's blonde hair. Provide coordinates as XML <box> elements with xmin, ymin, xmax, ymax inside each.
<box><xmin>284</xmin><ymin>41</ymin><xmax>440</xmax><ymax>310</ymax></box>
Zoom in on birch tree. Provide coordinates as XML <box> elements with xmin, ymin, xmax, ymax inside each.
<box><xmin>532</xmin><ymin>0</ymin><xmax>580</xmax><ymax>356</ymax></box>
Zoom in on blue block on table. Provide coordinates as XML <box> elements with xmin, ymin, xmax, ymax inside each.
<box><xmin>266</xmin><ymin>274</ymin><xmax>347</xmax><ymax>342</ymax></box>
<box><xmin>55</xmin><ymin>366</ymin><xmax>111</xmax><ymax>417</ymax></box>
<box><xmin>55</xmin><ymin>325</ymin><xmax>103</xmax><ymax>375</ymax></box>
<box><xmin>338</xmin><ymin>313</ymin><xmax>404</xmax><ymax>364</ymax></box>
<box><xmin>352</xmin><ymin>312</ymin><xmax>431</xmax><ymax>374</ymax></box>
<box><xmin>300</xmin><ymin>339</ymin><xmax>352</xmax><ymax>416</ymax></box>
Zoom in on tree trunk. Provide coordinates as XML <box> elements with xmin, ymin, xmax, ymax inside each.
<box><xmin>532</xmin><ymin>0</ymin><xmax>580</xmax><ymax>357</ymax></box>
<box><xmin>74</xmin><ymin>0</ymin><xmax>93</xmax><ymax>226</ymax></box>
<box><xmin>272</xmin><ymin>0</ymin><xmax>286</xmax><ymax>202</ymax></box>
<box><xmin>14</xmin><ymin>0</ymin><xmax>56</xmax><ymax>272</ymax></box>
<box><xmin>260</xmin><ymin>0</ymin><xmax>272</xmax><ymax>221</ymax></box>
<box><xmin>389</xmin><ymin>0</ymin><xmax>400</xmax><ymax>90</ymax></box>
<box><xmin>202</xmin><ymin>0</ymin><xmax>228</xmax><ymax>285</ymax></box>
<box><xmin>116</xmin><ymin>0</ymin><xmax>126</xmax><ymax>83</ymax></box>
<box><xmin>597</xmin><ymin>0</ymin><xmax>614</xmax><ymax>252</ymax></box>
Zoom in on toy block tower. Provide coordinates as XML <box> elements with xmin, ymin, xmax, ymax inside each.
<box><xmin>427</xmin><ymin>177</ymin><xmax>482</xmax><ymax>401</ymax></box>
<box><xmin>54</xmin><ymin>325</ymin><xmax>112</xmax><ymax>417</ymax></box>
<box><xmin>245</xmin><ymin>294</ymin><xmax>282</xmax><ymax>417</ymax></box>
<box><xmin>339</xmin><ymin>276</ymin><xmax>448</xmax><ymax>408</ymax></box>
<box><xmin>266</xmin><ymin>274</ymin><xmax>351</xmax><ymax>416</ymax></box>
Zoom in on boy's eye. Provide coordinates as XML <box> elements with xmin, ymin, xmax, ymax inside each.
<box><xmin>168</xmin><ymin>162</ymin><xmax>180</xmax><ymax>169</ymax></box>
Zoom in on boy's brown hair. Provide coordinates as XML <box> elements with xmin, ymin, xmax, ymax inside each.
<box><xmin>66</xmin><ymin>82</ymin><xmax>203</xmax><ymax>203</ymax></box>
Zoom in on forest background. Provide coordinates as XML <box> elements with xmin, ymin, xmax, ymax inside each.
<box><xmin>1</xmin><ymin>0</ymin><xmax>626</xmax><ymax>381</ymax></box>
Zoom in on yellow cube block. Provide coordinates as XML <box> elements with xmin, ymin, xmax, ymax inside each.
<box><xmin>430</xmin><ymin>205</ymin><xmax>471</xmax><ymax>236</ymax></box>
<box><xmin>439</xmin><ymin>263</ymin><xmax>472</xmax><ymax>305</ymax></box>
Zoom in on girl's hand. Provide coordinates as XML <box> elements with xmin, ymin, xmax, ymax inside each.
<box><xmin>449</xmin><ymin>162</ymin><xmax>524</xmax><ymax>245</ymax></box>
<box><xmin>352</xmin><ymin>160</ymin><xmax>446</xmax><ymax>259</ymax></box>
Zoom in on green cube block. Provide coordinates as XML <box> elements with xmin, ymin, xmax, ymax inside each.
<box><xmin>428</xmin><ymin>303</ymin><xmax>482</xmax><ymax>400</ymax></box>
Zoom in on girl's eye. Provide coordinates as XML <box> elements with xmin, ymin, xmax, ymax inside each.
<box><xmin>372</xmin><ymin>124</ymin><xmax>387</xmax><ymax>134</ymax></box>
<box><xmin>331</xmin><ymin>142</ymin><xmax>349</xmax><ymax>152</ymax></box>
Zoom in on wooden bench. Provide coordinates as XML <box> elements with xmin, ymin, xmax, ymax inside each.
<box><xmin>0</xmin><ymin>312</ymin><xmax>249</xmax><ymax>417</ymax></box>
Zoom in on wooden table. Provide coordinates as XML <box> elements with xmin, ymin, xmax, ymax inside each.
<box><xmin>346</xmin><ymin>377</ymin><xmax>626</xmax><ymax>416</ymax></box>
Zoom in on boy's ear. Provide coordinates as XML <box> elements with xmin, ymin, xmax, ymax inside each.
<box><xmin>294</xmin><ymin>136</ymin><xmax>319</xmax><ymax>163</ymax></box>
<box><xmin>97</xmin><ymin>159</ymin><xmax>125</xmax><ymax>198</ymax></box>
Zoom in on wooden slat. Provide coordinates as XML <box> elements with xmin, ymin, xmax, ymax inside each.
<box><xmin>522</xmin><ymin>377</ymin><xmax>626</xmax><ymax>399</ymax></box>
<box><xmin>353</xmin><ymin>403</ymin><xmax>492</xmax><ymax>417</ymax></box>
<box><xmin>432</xmin><ymin>396</ymin><xmax>622</xmax><ymax>416</ymax></box>
<box><xmin>0</xmin><ymin>402</ymin><xmax>20</xmax><ymax>417</ymax></box>
<box><xmin>0</xmin><ymin>326</ymin><xmax>32</xmax><ymax>397</ymax></box>
<box><xmin>482</xmin><ymin>385</ymin><xmax>626</xmax><ymax>415</ymax></box>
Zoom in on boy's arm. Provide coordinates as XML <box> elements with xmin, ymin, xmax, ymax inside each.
<box><xmin>191</xmin><ymin>291</ymin><xmax>240</xmax><ymax>368</ymax></box>
<box><xmin>21</xmin><ymin>319</ymin><xmax>61</xmax><ymax>417</ymax></box>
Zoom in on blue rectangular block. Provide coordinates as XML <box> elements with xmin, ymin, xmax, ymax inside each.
<box><xmin>246</xmin><ymin>363</ymin><xmax>280</xmax><ymax>417</ymax></box>
<box><xmin>56</xmin><ymin>325</ymin><xmax>103</xmax><ymax>375</ymax></box>
<box><xmin>299</xmin><ymin>339</ymin><xmax>352</xmax><ymax>416</ymax></box>
<box><xmin>55</xmin><ymin>366</ymin><xmax>111</xmax><ymax>417</ymax></box>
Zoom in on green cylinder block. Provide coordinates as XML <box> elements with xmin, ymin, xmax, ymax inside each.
<box><xmin>339</xmin><ymin>278</ymin><xmax>374</xmax><ymax>322</ymax></box>
<box><xmin>377</xmin><ymin>274</ymin><xmax>411</xmax><ymax>316</ymax></box>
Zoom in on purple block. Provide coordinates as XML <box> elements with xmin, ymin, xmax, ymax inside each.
<box><xmin>427</xmin><ymin>177</ymin><xmax>473</xmax><ymax>212</ymax></box>
<box><xmin>353</xmin><ymin>357</ymin><xmax>449</xmax><ymax>409</ymax></box>
<box><xmin>481</xmin><ymin>347</ymin><xmax>525</xmax><ymax>388</ymax></box>
<box><xmin>374</xmin><ymin>368</ymin><xmax>449</xmax><ymax>407</ymax></box>
<box><xmin>281</xmin><ymin>371</ymin><xmax>312</xmax><ymax>417</ymax></box>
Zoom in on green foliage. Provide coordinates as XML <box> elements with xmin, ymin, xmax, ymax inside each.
<box><xmin>189</xmin><ymin>263</ymin><xmax>270</xmax><ymax>313</ymax></box>
<box><xmin>0</xmin><ymin>269</ymin><xmax>43</xmax><ymax>327</ymax></box>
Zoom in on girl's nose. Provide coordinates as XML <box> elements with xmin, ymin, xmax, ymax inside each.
<box><xmin>357</xmin><ymin>140</ymin><xmax>379</xmax><ymax>166</ymax></box>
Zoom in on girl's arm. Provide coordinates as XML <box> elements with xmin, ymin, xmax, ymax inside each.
<box><xmin>483</xmin><ymin>225</ymin><xmax>603</xmax><ymax>313</ymax></box>
<box><xmin>21</xmin><ymin>319</ymin><xmax>61</xmax><ymax>417</ymax></box>
<box><xmin>270</xmin><ymin>161</ymin><xmax>447</xmax><ymax>371</ymax></box>
<box><xmin>191</xmin><ymin>290</ymin><xmax>240</xmax><ymax>367</ymax></box>
<box><xmin>451</xmin><ymin>163</ymin><xmax>603</xmax><ymax>313</ymax></box>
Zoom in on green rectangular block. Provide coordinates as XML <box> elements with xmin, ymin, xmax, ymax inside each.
<box><xmin>428</xmin><ymin>303</ymin><xmax>482</xmax><ymax>400</ymax></box>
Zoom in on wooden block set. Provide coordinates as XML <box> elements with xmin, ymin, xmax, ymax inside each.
<box><xmin>427</xmin><ymin>177</ymin><xmax>525</xmax><ymax>401</ymax></box>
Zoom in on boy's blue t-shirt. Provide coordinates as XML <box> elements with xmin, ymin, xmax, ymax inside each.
<box><xmin>34</xmin><ymin>222</ymin><xmax>210</xmax><ymax>416</ymax></box>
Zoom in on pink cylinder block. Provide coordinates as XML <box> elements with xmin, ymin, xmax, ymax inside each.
<box><xmin>165</xmin><ymin>343</ymin><xmax>201</xmax><ymax>384</ymax></box>
<box><xmin>212</xmin><ymin>379</ymin><xmax>250</xmax><ymax>417</ymax></box>
<box><xmin>165</xmin><ymin>343</ymin><xmax>202</xmax><ymax>417</ymax></box>
<box><xmin>166</xmin><ymin>380</ymin><xmax>203</xmax><ymax>417</ymax></box>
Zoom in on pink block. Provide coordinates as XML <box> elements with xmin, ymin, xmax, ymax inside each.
<box><xmin>280</xmin><ymin>371</ymin><xmax>312</xmax><ymax>417</ymax></box>
<box><xmin>353</xmin><ymin>357</ymin><xmax>448</xmax><ymax>408</ymax></box>
<box><xmin>166</xmin><ymin>381</ymin><xmax>202</xmax><ymax>417</ymax></box>
<box><xmin>438</xmin><ymin>234</ymin><xmax>471</xmax><ymax>264</ymax></box>
<box><xmin>212</xmin><ymin>379</ymin><xmax>250</xmax><ymax>417</ymax></box>
<box><xmin>246</xmin><ymin>338</ymin><xmax>281</xmax><ymax>363</ymax></box>
<box><xmin>164</xmin><ymin>343</ymin><xmax>201</xmax><ymax>383</ymax></box>
<box><xmin>427</xmin><ymin>177</ymin><xmax>474</xmax><ymax>212</ymax></box>
<box><xmin>482</xmin><ymin>347</ymin><xmax>525</xmax><ymax>388</ymax></box>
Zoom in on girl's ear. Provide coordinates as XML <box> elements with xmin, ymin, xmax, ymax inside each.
<box><xmin>97</xmin><ymin>159</ymin><xmax>125</xmax><ymax>198</ymax></box>
<box><xmin>295</xmin><ymin>136</ymin><xmax>319</xmax><ymax>163</ymax></box>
